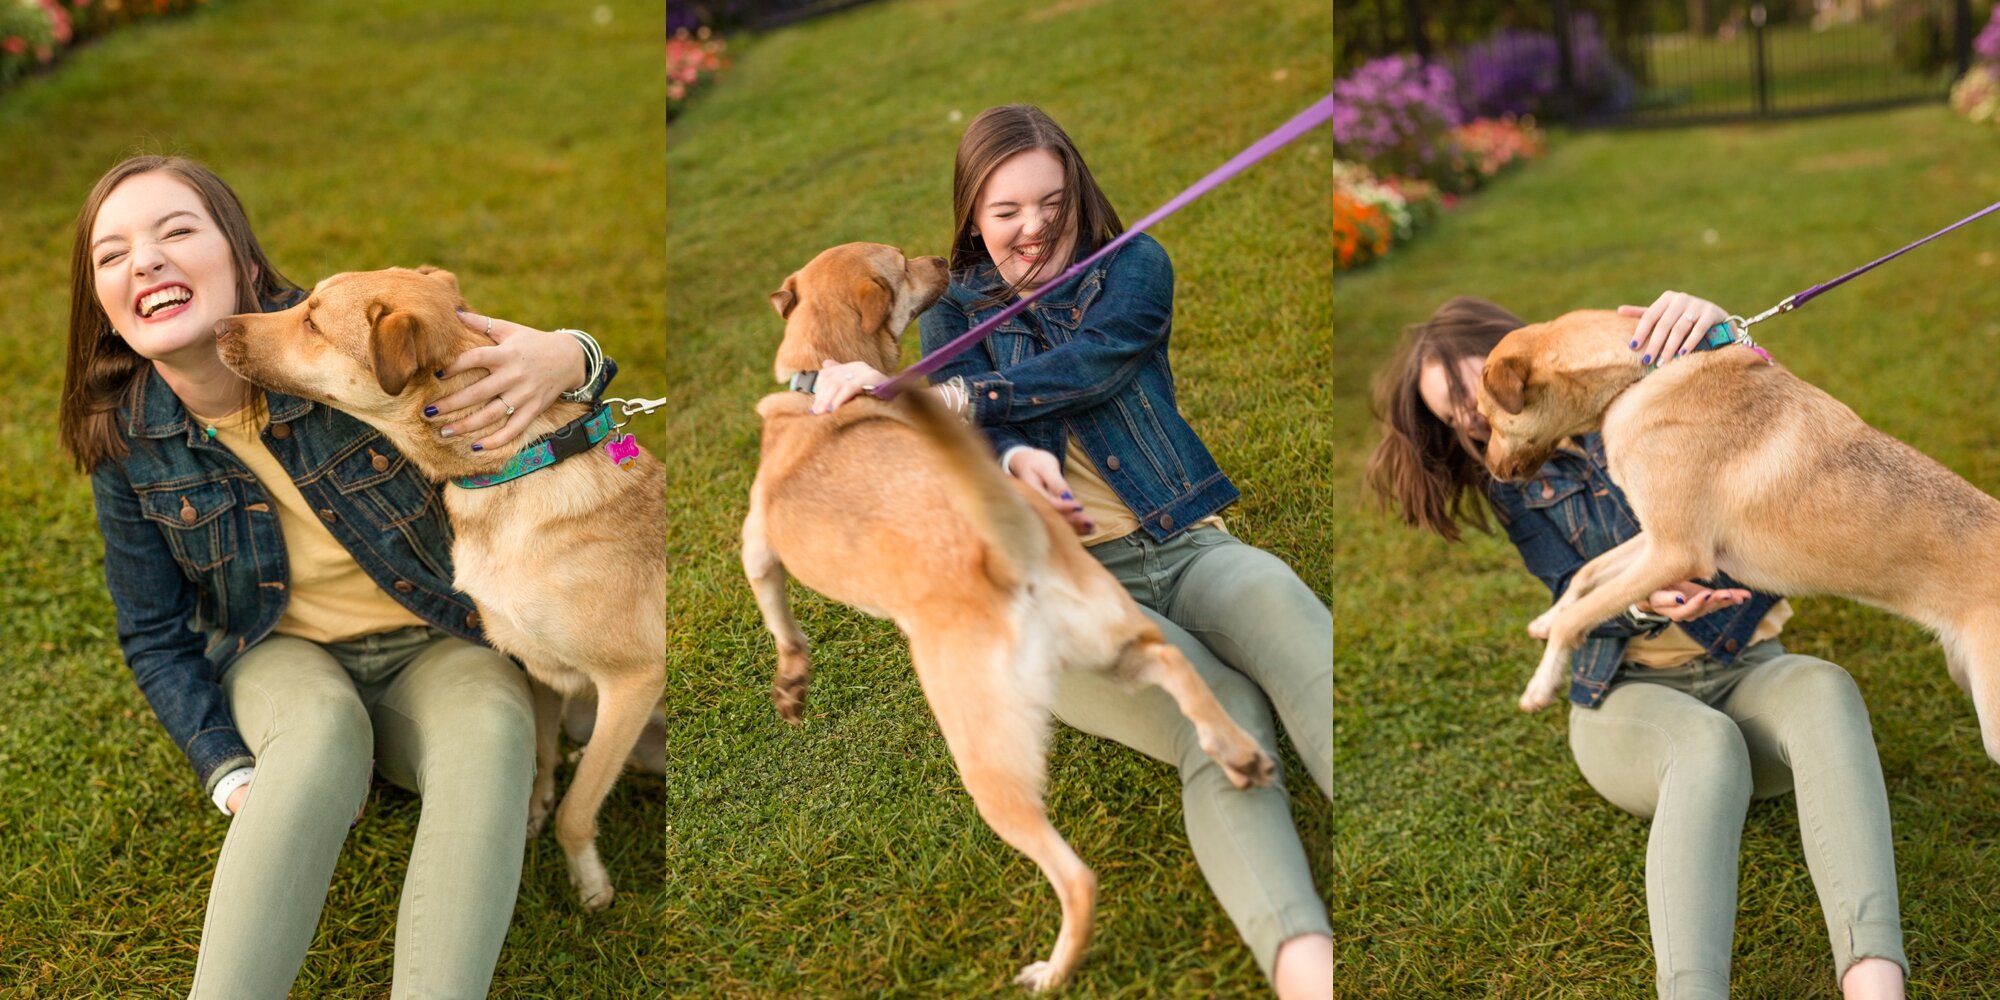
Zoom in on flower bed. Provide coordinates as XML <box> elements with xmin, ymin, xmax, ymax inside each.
<box><xmin>2</xmin><ymin>0</ymin><xmax>207</xmax><ymax>93</ymax></box>
<box><xmin>1333</xmin><ymin>115</ymin><xmax>1541</xmax><ymax>273</ymax></box>
<box><xmin>1949</xmin><ymin>6</ymin><xmax>2000</xmax><ymax>129</ymax></box>
<box><xmin>667</xmin><ymin>26</ymin><xmax>729</xmax><ymax>120</ymax></box>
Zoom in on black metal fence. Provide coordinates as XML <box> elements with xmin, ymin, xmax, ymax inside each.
<box><xmin>668</xmin><ymin>0</ymin><xmax>887</xmax><ymax>34</ymax></box>
<box><xmin>1339</xmin><ymin>0</ymin><xmax>1983</xmax><ymax>126</ymax></box>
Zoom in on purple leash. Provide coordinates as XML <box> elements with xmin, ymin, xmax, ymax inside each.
<box><xmin>870</xmin><ymin>93</ymin><xmax>1335</xmax><ymax>400</ymax></box>
<box><xmin>1729</xmin><ymin>198</ymin><xmax>2000</xmax><ymax>342</ymax></box>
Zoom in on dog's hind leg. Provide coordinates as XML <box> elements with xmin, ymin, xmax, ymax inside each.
<box><xmin>913</xmin><ymin>635</ymin><xmax>1095</xmax><ymax>993</ymax></box>
<box><xmin>526</xmin><ymin>678</ymin><xmax>563</xmax><ymax>838</ymax></box>
<box><xmin>1943</xmin><ymin>615</ymin><xmax>2000</xmax><ymax>763</ymax></box>
<box><xmin>1116</xmin><ymin>633</ymin><xmax>1275</xmax><ymax>790</ymax></box>
<box><xmin>1523</xmin><ymin>537</ymin><xmax>1705</xmax><ymax>713</ymax></box>
<box><xmin>743</xmin><ymin>500</ymin><xmax>811</xmax><ymax>723</ymax></box>
<box><xmin>552</xmin><ymin>667</ymin><xmax>666</xmax><ymax>912</ymax></box>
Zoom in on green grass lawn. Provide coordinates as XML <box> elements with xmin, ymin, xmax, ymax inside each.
<box><xmin>0</xmin><ymin>1</ymin><xmax>665</xmax><ymax>995</ymax></box>
<box><xmin>663</xmin><ymin>0</ymin><xmax>1331</xmax><ymax>995</ymax></box>
<box><xmin>1335</xmin><ymin>106</ymin><xmax>2000</xmax><ymax>997</ymax></box>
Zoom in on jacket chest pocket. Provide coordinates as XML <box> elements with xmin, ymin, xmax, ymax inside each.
<box><xmin>1521</xmin><ymin>472</ymin><xmax>1597</xmax><ymax>549</ymax></box>
<box><xmin>138</xmin><ymin>481</ymin><xmax>237</xmax><ymax>573</ymax></box>
<box><xmin>988</xmin><ymin>324</ymin><xmax>1043</xmax><ymax>367</ymax></box>
<box><xmin>327</xmin><ymin>444</ymin><xmax>434</xmax><ymax>530</ymax></box>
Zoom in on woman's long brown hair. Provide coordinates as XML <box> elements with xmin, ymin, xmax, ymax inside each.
<box><xmin>59</xmin><ymin>156</ymin><xmax>298</xmax><ymax>473</ymax></box>
<box><xmin>948</xmin><ymin>105</ymin><xmax>1123</xmax><ymax>307</ymax></box>
<box><xmin>1365</xmin><ymin>296</ymin><xmax>1525</xmax><ymax>541</ymax></box>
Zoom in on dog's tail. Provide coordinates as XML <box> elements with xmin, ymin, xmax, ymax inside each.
<box><xmin>900</xmin><ymin>389</ymin><xmax>1048</xmax><ymax>590</ymax></box>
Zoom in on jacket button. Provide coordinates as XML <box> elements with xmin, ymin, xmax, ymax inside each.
<box><xmin>393</xmin><ymin>580</ymin><xmax>414</xmax><ymax>594</ymax></box>
<box><xmin>466</xmin><ymin>611</ymin><xmax>481</xmax><ymax>630</ymax></box>
<box><xmin>1723</xmin><ymin>638</ymin><xmax>1742</xmax><ymax>654</ymax></box>
<box><xmin>1160</xmin><ymin>514</ymin><xmax>1174</xmax><ymax>530</ymax></box>
<box><xmin>179</xmin><ymin>503</ymin><xmax>197</xmax><ymax>524</ymax></box>
<box><xmin>371</xmin><ymin>453</ymin><xmax>390</xmax><ymax>473</ymax></box>
<box><xmin>1106</xmin><ymin>455</ymin><xmax>1121</xmax><ymax>471</ymax></box>
<box><xmin>1539</xmin><ymin>482</ymin><xmax>1554</xmax><ymax>499</ymax></box>
<box><xmin>270</xmin><ymin>423</ymin><xmax>291</xmax><ymax>440</ymax></box>
<box><xmin>317</xmin><ymin>508</ymin><xmax>337</xmax><ymax>524</ymax></box>
<box><xmin>1070</xmin><ymin>308</ymin><xmax>1080</xmax><ymax>321</ymax></box>
<box><xmin>986</xmin><ymin>390</ymin><xmax>999</xmax><ymax>400</ymax></box>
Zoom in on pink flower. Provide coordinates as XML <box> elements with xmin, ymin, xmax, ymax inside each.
<box><xmin>2</xmin><ymin>36</ymin><xmax>26</xmax><ymax>56</ymax></box>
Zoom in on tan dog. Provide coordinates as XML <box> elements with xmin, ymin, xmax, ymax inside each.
<box><xmin>1478</xmin><ymin>309</ymin><xmax>2000</xmax><ymax>761</ymax></box>
<box><xmin>216</xmin><ymin>267</ymin><xmax>666</xmax><ymax>910</ymax></box>
<box><xmin>742</xmin><ymin>243</ymin><xmax>1275</xmax><ymax>991</ymax></box>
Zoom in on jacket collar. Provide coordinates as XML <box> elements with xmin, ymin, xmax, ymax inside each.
<box><xmin>954</xmin><ymin>236</ymin><xmax>1106</xmax><ymax>311</ymax></box>
<box><xmin>126</xmin><ymin>287</ymin><xmax>314</xmax><ymax>441</ymax></box>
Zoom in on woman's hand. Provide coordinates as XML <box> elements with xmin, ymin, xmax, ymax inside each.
<box><xmin>1639</xmin><ymin>581</ymin><xmax>1751</xmax><ymax>622</ymax></box>
<box><xmin>428</xmin><ymin>311</ymin><xmax>588</xmax><ymax>451</ymax></box>
<box><xmin>225</xmin><ymin>784</ymin><xmax>249</xmax><ymax>815</ymax></box>
<box><xmin>1005</xmin><ymin>447</ymin><xmax>1094</xmax><ymax>535</ymax></box>
<box><xmin>810</xmin><ymin>359</ymin><xmax>890</xmax><ymax>414</ymax></box>
<box><xmin>1620</xmin><ymin>291</ymin><xmax>1730</xmax><ymax>367</ymax></box>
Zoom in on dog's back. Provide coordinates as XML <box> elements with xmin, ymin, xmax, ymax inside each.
<box><xmin>1603</xmin><ymin>348</ymin><xmax>2000</xmax><ymax>621</ymax></box>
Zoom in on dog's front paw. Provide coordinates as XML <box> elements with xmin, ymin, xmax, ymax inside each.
<box><xmin>1517</xmin><ymin>679</ymin><xmax>1561</xmax><ymax>714</ymax></box>
<box><xmin>1527</xmin><ymin>606</ymin><xmax>1557</xmax><ymax>640</ymax></box>
<box><xmin>567</xmin><ymin>845</ymin><xmax>615</xmax><ymax>913</ymax></box>
<box><xmin>1013</xmin><ymin>961</ymin><xmax>1064</xmax><ymax>993</ymax></box>
<box><xmin>1221</xmin><ymin>745</ymin><xmax>1276</xmax><ymax>790</ymax></box>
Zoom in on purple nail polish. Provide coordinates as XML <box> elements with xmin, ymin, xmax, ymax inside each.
<box><xmin>423</xmin><ymin>405</ymin><xmax>438</xmax><ymax>418</ymax></box>
<box><xmin>433</xmin><ymin>369</ymin><xmax>444</xmax><ymax>378</ymax></box>
<box><xmin>1629</xmin><ymin>340</ymin><xmax>1638</xmax><ymax>349</ymax></box>
<box><xmin>1061</xmin><ymin>491</ymin><xmax>1073</xmax><ymax>500</ymax></box>
<box><xmin>1641</xmin><ymin>354</ymin><xmax>1652</xmax><ymax>365</ymax></box>
<box><xmin>1675</xmin><ymin>595</ymin><xmax>1685</xmax><ymax>604</ymax></box>
<box><xmin>471</xmin><ymin>444</ymin><xmax>483</xmax><ymax>452</ymax></box>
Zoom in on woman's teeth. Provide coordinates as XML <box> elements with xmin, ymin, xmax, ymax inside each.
<box><xmin>140</xmin><ymin>287</ymin><xmax>192</xmax><ymax>317</ymax></box>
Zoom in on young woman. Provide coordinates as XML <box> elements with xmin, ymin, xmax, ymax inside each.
<box><xmin>1366</xmin><ymin>293</ymin><xmax>1906</xmax><ymax>1000</ymax></box>
<box><xmin>812</xmin><ymin>105</ymin><xmax>1332</xmax><ymax>998</ymax></box>
<box><xmin>58</xmin><ymin>154</ymin><xmax>614</xmax><ymax>997</ymax></box>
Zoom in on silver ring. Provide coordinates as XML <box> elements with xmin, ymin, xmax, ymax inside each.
<box><xmin>499</xmin><ymin>396</ymin><xmax>515</xmax><ymax>417</ymax></box>
<box><xmin>484</xmin><ymin>316</ymin><xmax>494</xmax><ymax>336</ymax></box>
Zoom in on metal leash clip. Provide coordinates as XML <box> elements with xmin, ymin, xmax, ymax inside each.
<box><xmin>602</xmin><ymin>396</ymin><xmax>668</xmax><ymax>429</ymax></box>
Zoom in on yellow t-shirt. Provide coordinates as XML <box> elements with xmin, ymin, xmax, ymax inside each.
<box><xmin>1063</xmin><ymin>435</ymin><xmax>1223</xmax><ymax>546</ymax></box>
<box><xmin>205</xmin><ymin>404</ymin><xmax>425</xmax><ymax>644</ymax></box>
<box><xmin>1623</xmin><ymin>599</ymin><xmax>1793</xmax><ymax>668</ymax></box>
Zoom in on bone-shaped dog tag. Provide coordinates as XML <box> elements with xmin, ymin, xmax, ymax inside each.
<box><xmin>605</xmin><ymin>433</ymin><xmax>640</xmax><ymax>468</ymax></box>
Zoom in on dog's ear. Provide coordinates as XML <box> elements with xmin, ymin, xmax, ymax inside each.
<box><xmin>852</xmin><ymin>277</ymin><xmax>890</xmax><ymax>333</ymax></box>
<box><xmin>769</xmin><ymin>275</ymin><xmax>798</xmax><ymax>319</ymax></box>
<box><xmin>415</xmin><ymin>265</ymin><xmax>460</xmax><ymax>295</ymax></box>
<box><xmin>369</xmin><ymin>306</ymin><xmax>451</xmax><ymax>397</ymax></box>
<box><xmin>1484</xmin><ymin>352</ymin><xmax>1531</xmax><ymax>416</ymax></box>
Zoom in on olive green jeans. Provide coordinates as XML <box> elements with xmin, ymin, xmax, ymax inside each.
<box><xmin>1056</xmin><ymin>525</ymin><xmax>1333</xmax><ymax>980</ymax></box>
<box><xmin>190</xmin><ymin>626</ymin><xmax>535</xmax><ymax>1000</ymax></box>
<box><xmin>1568</xmin><ymin>640</ymin><xmax>1905</xmax><ymax>999</ymax></box>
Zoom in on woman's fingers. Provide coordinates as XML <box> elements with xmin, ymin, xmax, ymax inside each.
<box><xmin>1633</xmin><ymin>291</ymin><xmax>1676</xmax><ymax>362</ymax></box>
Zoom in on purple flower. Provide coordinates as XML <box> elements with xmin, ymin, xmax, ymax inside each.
<box><xmin>1332</xmin><ymin>54</ymin><xmax>1464</xmax><ymax>185</ymax></box>
<box><xmin>1977</xmin><ymin>6</ymin><xmax>2000</xmax><ymax>65</ymax></box>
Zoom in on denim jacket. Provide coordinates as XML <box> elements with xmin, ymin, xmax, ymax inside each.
<box><xmin>89</xmin><ymin>288</ymin><xmax>616</xmax><ymax>794</ymax></box>
<box><xmin>916</xmin><ymin>233</ymin><xmax>1237</xmax><ymax>541</ymax></box>
<box><xmin>1486</xmin><ymin>433</ymin><xmax>1779</xmax><ymax>708</ymax></box>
